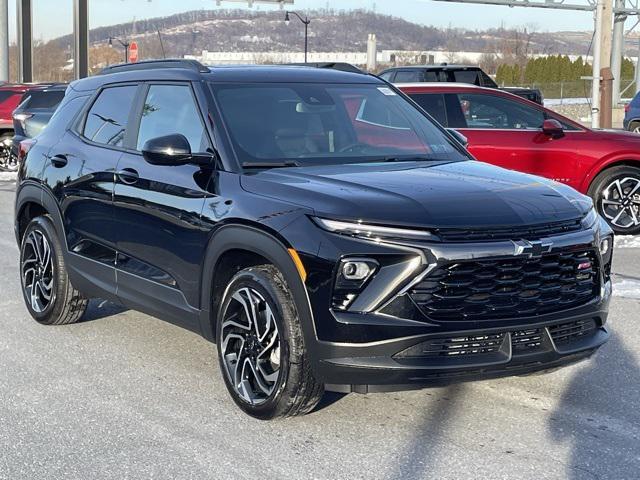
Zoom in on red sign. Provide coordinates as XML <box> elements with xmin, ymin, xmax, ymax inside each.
<box><xmin>129</xmin><ymin>41</ymin><xmax>139</xmax><ymax>63</ymax></box>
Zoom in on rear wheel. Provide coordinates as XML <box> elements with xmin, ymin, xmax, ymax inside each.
<box><xmin>20</xmin><ymin>216</ymin><xmax>88</xmax><ymax>324</ymax></box>
<box><xmin>0</xmin><ymin>133</ymin><xmax>17</xmax><ymax>172</ymax></box>
<box><xmin>588</xmin><ymin>165</ymin><xmax>640</xmax><ymax>235</ymax></box>
<box><xmin>216</xmin><ymin>265</ymin><xmax>323</xmax><ymax>419</ymax></box>
<box><xmin>629</xmin><ymin>121</ymin><xmax>640</xmax><ymax>134</ymax></box>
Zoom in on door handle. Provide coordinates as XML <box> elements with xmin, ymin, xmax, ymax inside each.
<box><xmin>116</xmin><ymin>168</ymin><xmax>139</xmax><ymax>185</ymax></box>
<box><xmin>50</xmin><ymin>154</ymin><xmax>67</xmax><ymax>168</ymax></box>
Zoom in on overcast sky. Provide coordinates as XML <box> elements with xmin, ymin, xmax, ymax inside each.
<box><xmin>18</xmin><ymin>0</ymin><xmax>597</xmax><ymax>42</ymax></box>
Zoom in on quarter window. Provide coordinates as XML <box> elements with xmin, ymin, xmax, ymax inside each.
<box><xmin>409</xmin><ymin>93</ymin><xmax>448</xmax><ymax>126</ymax></box>
<box><xmin>83</xmin><ymin>85</ymin><xmax>137</xmax><ymax>147</ymax></box>
<box><xmin>457</xmin><ymin>93</ymin><xmax>545</xmax><ymax>130</ymax></box>
<box><xmin>136</xmin><ymin>84</ymin><xmax>208</xmax><ymax>152</ymax></box>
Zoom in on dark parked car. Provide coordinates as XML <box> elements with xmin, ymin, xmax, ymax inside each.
<box><xmin>624</xmin><ymin>92</ymin><xmax>640</xmax><ymax>133</ymax></box>
<box><xmin>15</xmin><ymin>60</ymin><xmax>612</xmax><ymax>419</ymax></box>
<box><xmin>379</xmin><ymin>64</ymin><xmax>544</xmax><ymax>105</ymax></box>
<box><xmin>11</xmin><ymin>84</ymin><xmax>67</xmax><ymax>163</ymax></box>
<box><xmin>400</xmin><ymin>83</ymin><xmax>640</xmax><ymax>235</ymax></box>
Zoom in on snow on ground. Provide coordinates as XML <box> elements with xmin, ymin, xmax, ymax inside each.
<box><xmin>613</xmin><ymin>279</ymin><xmax>640</xmax><ymax>299</ymax></box>
<box><xmin>615</xmin><ymin>235</ymin><xmax>640</xmax><ymax>249</ymax></box>
<box><xmin>0</xmin><ymin>172</ymin><xmax>16</xmax><ymax>182</ymax></box>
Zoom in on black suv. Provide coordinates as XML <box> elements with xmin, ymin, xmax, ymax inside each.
<box><xmin>379</xmin><ymin>65</ymin><xmax>544</xmax><ymax>105</ymax></box>
<box><xmin>14</xmin><ymin>60</ymin><xmax>611</xmax><ymax>419</ymax></box>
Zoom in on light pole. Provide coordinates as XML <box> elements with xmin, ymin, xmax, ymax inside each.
<box><xmin>108</xmin><ymin>36</ymin><xmax>130</xmax><ymax>64</ymax></box>
<box><xmin>284</xmin><ymin>11</ymin><xmax>310</xmax><ymax>63</ymax></box>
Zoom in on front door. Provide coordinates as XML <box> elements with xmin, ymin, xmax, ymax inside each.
<box><xmin>112</xmin><ymin>82</ymin><xmax>215</xmax><ymax>329</ymax></box>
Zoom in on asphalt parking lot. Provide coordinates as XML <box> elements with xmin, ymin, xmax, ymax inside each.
<box><xmin>0</xmin><ymin>175</ymin><xmax>639</xmax><ymax>480</ymax></box>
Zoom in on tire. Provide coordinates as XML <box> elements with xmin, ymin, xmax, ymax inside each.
<box><xmin>216</xmin><ymin>264</ymin><xmax>323</xmax><ymax>419</ymax></box>
<box><xmin>629</xmin><ymin>121</ymin><xmax>640</xmax><ymax>134</ymax></box>
<box><xmin>588</xmin><ymin>165</ymin><xmax>640</xmax><ymax>235</ymax></box>
<box><xmin>0</xmin><ymin>132</ymin><xmax>17</xmax><ymax>172</ymax></box>
<box><xmin>19</xmin><ymin>215</ymin><xmax>88</xmax><ymax>325</ymax></box>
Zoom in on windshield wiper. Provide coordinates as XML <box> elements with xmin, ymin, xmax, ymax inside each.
<box><xmin>381</xmin><ymin>156</ymin><xmax>437</xmax><ymax>163</ymax></box>
<box><xmin>242</xmin><ymin>161</ymin><xmax>300</xmax><ymax>169</ymax></box>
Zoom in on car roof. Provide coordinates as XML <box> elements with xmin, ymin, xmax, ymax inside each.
<box><xmin>383</xmin><ymin>65</ymin><xmax>482</xmax><ymax>71</ymax></box>
<box><xmin>395</xmin><ymin>82</ymin><xmax>495</xmax><ymax>92</ymax></box>
<box><xmin>70</xmin><ymin>64</ymin><xmax>381</xmax><ymax>92</ymax></box>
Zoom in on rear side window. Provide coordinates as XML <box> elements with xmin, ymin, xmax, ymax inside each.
<box><xmin>83</xmin><ymin>85</ymin><xmax>137</xmax><ymax>147</ymax></box>
<box><xmin>21</xmin><ymin>90</ymin><xmax>65</xmax><ymax>109</ymax></box>
<box><xmin>410</xmin><ymin>93</ymin><xmax>448</xmax><ymax>126</ymax></box>
<box><xmin>394</xmin><ymin>70</ymin><xmax>422</xmax><ymax>83</ymax></box>
<box><xmin>379</xmin><ymin>71</ymin><xmax>394</xmax><ymax>82</ymax></box>
<box><xmin>136</xmin><ymin>84</ymin><xmax>208</xmax><ymax>152</ymax></box>
<box><xmin>452</xmin><ymin>70</ymin><xmax>482</xmax><ymax>86</ymax></box>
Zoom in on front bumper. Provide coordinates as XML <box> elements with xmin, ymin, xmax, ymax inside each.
<box><xmin>293</xmin><ymin>216</ymin><xmax>613</xmax><ymax>391</ymax></box>
<box><xmin>313</xmin><ymin>296</ymin><xmax>609</xmax><ymax>392</ymax></box>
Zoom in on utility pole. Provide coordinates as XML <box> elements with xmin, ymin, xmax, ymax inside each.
<box><xmin>611</xmin><ymin>0</ymin><xmax>627</xmax><ymax>104</ymax></box>
<box><xmin>0</xmin><ymin>0</ymin><xmax>8</xmax><ymax>82</ymax></box>
<box><xmin>592</xmin><ymin>0</ymin><xmax>605</xmax><ymax>128</ymax></box>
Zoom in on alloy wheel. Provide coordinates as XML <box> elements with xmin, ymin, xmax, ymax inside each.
<box><xmin>601</xmin><ymin>176</ymin><xmax>640</xmax><ymax>229</ymax></box>
<box><xmin>21</xmin><ymin>230</ymin><xmax>55</xmax><ymax>313</ymax></box>
<box><xmin>0</xmin><ymin>137</ymin><xmax>17</xmax><ymax>171</ymax></box>
<box><xmin>220</xmin><ymin>287</ymin><xmax>281</xmax><ymax>405</ymax></box>
<box><xmin>634</xmin><ymin>125</ymin><xmax>640</xmax><ymax>134</ymax></box>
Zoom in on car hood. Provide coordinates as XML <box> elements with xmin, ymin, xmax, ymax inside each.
<box><xmin>240</xmin><ymin>160</ymin><xmax>590</xmax><ymax>229</ymax></box>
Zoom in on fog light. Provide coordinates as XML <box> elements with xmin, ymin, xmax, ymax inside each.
<box><xmin>600</xmin><ymin>237</ymin><xmax>611</xmax><ymax>256</ymax></box>
<box><xmin>342</xmin><ymin>261</ymin><xmax>373</xmax><ymax>281</ymax></box>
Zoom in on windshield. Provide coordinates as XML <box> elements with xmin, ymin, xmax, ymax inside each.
<box><xmin>210</xmin><ymin>82</ymin><xmax>467</xmax><ymax>167</ymax></box>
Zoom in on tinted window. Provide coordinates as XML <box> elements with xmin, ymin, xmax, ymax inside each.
<box><xmin>453</xmin><ymin>70</ymin><xmax>481</xmax><ymax>85</ymax></box>
<box><xmin>457</xmin><ymin>93</ymin><xmax>545</xmax><ymax>130</ymax></box>
<box><xmin>21</xmin><ymin>90</ymin><xmax>65</xmax><ymax>109</ymax></box>
<box><xmin>83</xmin><ymin>85</ymin><xmax>137</xmax><ymax>147</ymax></box>
<box><xmin>424</xmin><ymin>71</ymin><xmax>439</xmax><ymax>82</ymax></box>
<box><xmin>136</xmin><ymin>84</ymin><xmax>208</xmax><ymax>152</ymax></box>
<box><xmin>410</xmin><ymin>94</ymin><xmax>448</xmax><ymax>126</ymax></box>
<box><xmin>379</xmin><ymin>71</ymin><xmax>394</xmax><ymax>82</ymax></box>
<box><xmin>394</xmin><ymin>70</ymin><xmax>421</xmax><ymax>83</ymax></box>
<box><xmin>212</xmin><ymin>82</ymin><xmax>466</xmax><ymax>166</ymax></box>
<box><xmin>480</xmin><ymin>71</ymin><xmax>498</xmax><ymax>88</ymax></box>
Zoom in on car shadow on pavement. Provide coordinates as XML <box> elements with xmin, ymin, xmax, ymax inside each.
<box><xmin>385</xmin><ymin>384</ymin><xmax>465</xmax><ymax>480</ymax></box>
<box><xmin>548</xmin><ymin>331</ymin><xmax>640</xmax><ymax>479</ymax></box>
<box><xmin>80</xmin><ymin>299</ymin><xmax>128</xmax><ymax>323</ymax></box>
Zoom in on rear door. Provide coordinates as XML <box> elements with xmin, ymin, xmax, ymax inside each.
<box><xmin>42</xmin><ymin>83</ymin><xmax>139</xmax><ymax>300</ymax></box>
<box><xmin>112</xmin><ymin>81</ymin><xmax>215</xmax><ymax>329</ymax></box>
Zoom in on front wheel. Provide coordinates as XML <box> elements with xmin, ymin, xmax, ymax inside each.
<box><xmin>588</xmin><ymin>166</ymin><xmax>640</xmax><ymax>235</ymax></box>
<box><xmin>216</xmin><ymin>265</ymin><xmax>323</xmax><ymax>419</ymax></box>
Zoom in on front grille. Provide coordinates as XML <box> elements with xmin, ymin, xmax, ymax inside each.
<box><xmin>512</xmin><ymin>329</ymin><xmax>544</xmax><ymax>353</ymax></box>
<box><xmin>396</xmin><ymin>333</ymin><xmax>506</xmax><ymax>358</ymax></box>
<box><xmin>435</xmin><ymin>219</ymin><xmax>582</xmax><ymax>242</ymax></box>
<box><xmin>549</xmin><ymin>319</ymin><xmax>597</xmax><ymax>345</ymax></box>
<box><xmin>409</xmin><ymin>248</ymin><xmax>599</xmax><ymax>322</ymax></box>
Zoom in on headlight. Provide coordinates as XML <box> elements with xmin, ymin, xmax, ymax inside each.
<box><xmin>581</xmin><ymin>207</ymin><xmax>598</xmax><ymax>228</ymax></box>
<box><xmin>312</xmin><ymin>217</ymin><xmax>438</xmax><ymax>242</ymax></box>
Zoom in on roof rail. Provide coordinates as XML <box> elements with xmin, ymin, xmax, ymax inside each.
<box><xmin>284</xmin><ymin>62</ymin><xmax>365</xmax><ymax>74</ymax></box>
<box><xmin>100</xmin><ymin>59</ymin><xmax>210</xmax><ymax>75</ymax></box>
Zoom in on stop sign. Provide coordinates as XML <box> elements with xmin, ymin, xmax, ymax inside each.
<box><xmin>129</xmin><ymin>41</ymin><xmax>139</xmax><ymax>63</ymax></box>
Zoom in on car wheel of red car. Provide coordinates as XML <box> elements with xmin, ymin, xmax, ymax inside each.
<box><xmin>0</xmin><ymin>133</ymin><xmax>16</xmax><ymax>172</ymax></box>
<box><xmin>589</xmin><ymin>165</ymin><xmax>640</xmax><ymax>235</ymax></box>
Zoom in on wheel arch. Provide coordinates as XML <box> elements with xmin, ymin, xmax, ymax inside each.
<box><xmin>581</xmin><ymin>158</ymin><xmax>640</xmax><ymax>195</ymax></box>
<box><xmin>198</xmin><ymin>223</ymin><xmax>315</xmax><ymax>347</ymax></box>
<box><xmin>15</xmin><ymin>183</ymin><xmax>66</xmax><ymax>247</ymax></box>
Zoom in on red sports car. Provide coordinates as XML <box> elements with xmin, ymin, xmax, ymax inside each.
<box><xmin>399</xmin><ymin>82</ymin><xmax>640</xmax><ymax>235</ymax></box>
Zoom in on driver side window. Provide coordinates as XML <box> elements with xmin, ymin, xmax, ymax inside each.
<box><xmin>457</xmin><ymin>93</ymin><xmax>545</xmax><ymax>130</ymax></box>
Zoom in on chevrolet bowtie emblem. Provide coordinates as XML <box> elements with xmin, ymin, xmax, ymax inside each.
<box><xmin>512</xmin><ymin>239</ymin><xmax>553</xmax><ymax>257</ymax></box>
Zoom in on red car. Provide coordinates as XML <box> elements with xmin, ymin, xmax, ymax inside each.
<box><xmin>0</xmin><ymin>83</ymin><xmax>31</xmax><ymax>170</ymax></box>
<box><xmin>399</xmin><ymin>82</ymin><xmax>640</xmax><ymax>235</ymax></box>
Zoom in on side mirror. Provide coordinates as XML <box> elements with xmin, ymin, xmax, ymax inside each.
<box><xmin>447</xmin><ymin>128</ymin><xmax>469</xmax><ymax>148</ymax></box>
<box><xmin>142</xmin><ymin>134</ymin><xmax>193</xmax><ymax>166</ymax></box>
<box><xmin>141</xmin><ymin>134</ymin><xmax>214</xmax><ymax>167</ymax></box>
<box><xmin>542</xmin><ymin>119</ymin><xmax>565</xmax><ymax>139</ymax></box>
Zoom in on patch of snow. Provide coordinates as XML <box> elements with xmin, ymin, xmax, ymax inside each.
<box><xmin>0</xmin><ymin>171</ymin><xmax>16</xmax><ymax>182</ymax></box>
<box><xmin>615</xmin><ymin>235</ymin><xmax>640</xmax><ymax>249</ymax></box>
<box><xmin>613</xmin><ymin>279</ymin><xmax>640</xmax><ymax>300</ymax></box>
